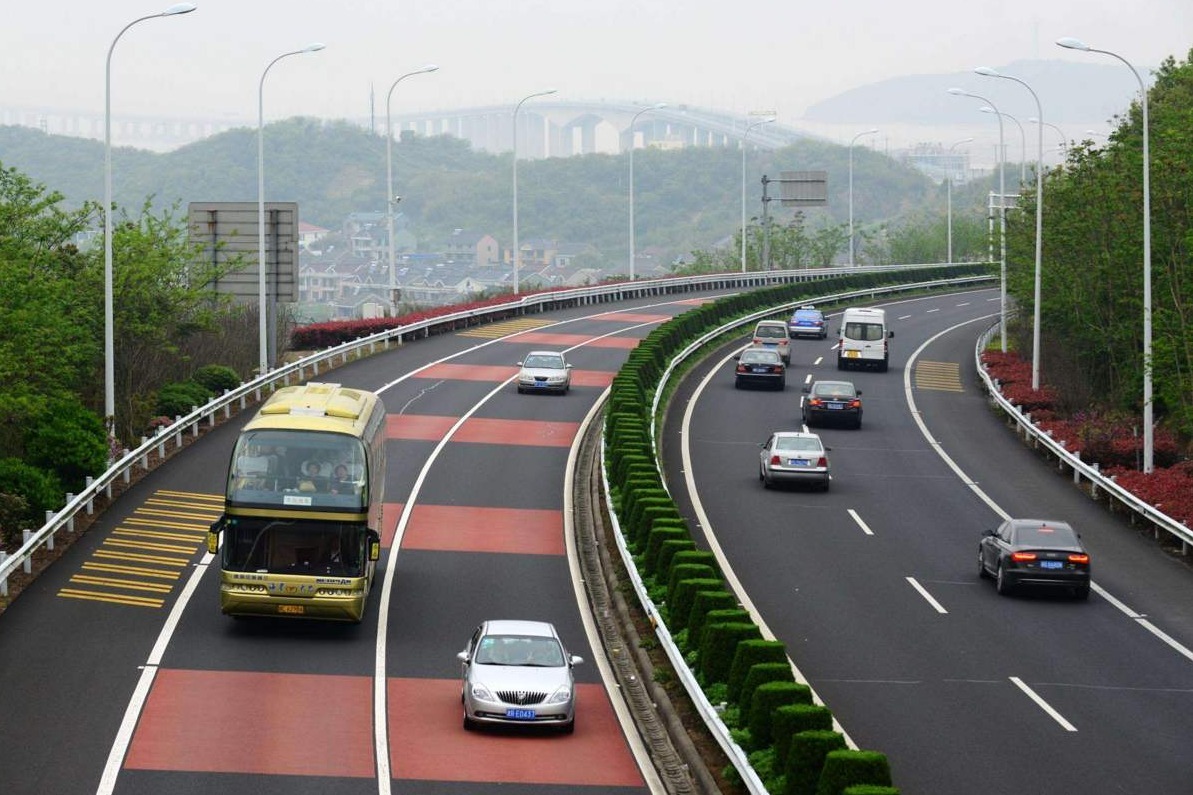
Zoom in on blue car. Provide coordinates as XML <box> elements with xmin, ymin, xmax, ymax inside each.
<box><xmin>788</xmin><ymin>305</ymin><xmax>827</xmax><ymax>339</ymax></box>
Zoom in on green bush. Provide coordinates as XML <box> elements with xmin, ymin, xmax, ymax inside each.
<box><xmin>815</xmin><ymin>750</ymin><xmax>892</xmax><ymax>795</ymax></box>
<box><xmin>693</xmin><ymin>608</ymin><xmax>752</xmax><ymax>652</ymax></box>
<box><xmin>0</xmin><ymin>457</ymin><xmax>62</xmax><ymax>542</ymax></box>
<box><xmin>154</xmin><ymin>380</ymin><xmax>214</xmax><ymax>418</ymax></box>
<box><xmin>749</xmin><ymin>681</ymin><xmax>815</xmax><ymax>749</ymax></box>
<box><xmin>785</xmin><ymin>731</ymin><xmax>847</xmax><ymax>795</ymax></box>
<box><xmin>739</xmin><ymin>665</ymin><xmax>802</xmax><ymax>726</ymax></box>
<box><xmin>841</xmin><ymin>787</ymin><xmax>899</xmax><ymax>795</ymax></box>
<box><xmin>667</xmin><ymin>563</ymin><xmax>718</xmax><ymax>604</ymax></box>
<box><xmin>774</xmin><ymin>704</ymin><xmax>833</xmax><ymax>770</ymax></box>
<box><xmin>192</xmin><ymin>364</ymin><xmax>241</xmax><ymax>394</ymax></box>
<box><xmin>727</xmin><ymin>640</ymin><xmax>788</xmax><ymax>703</ymax></box>
<box><xmin>645</xmin><ymin>531</ymin><xmax>692</xmax><ymax>576</ymax></box>
<box><xmin>633</xmin><ymin>503</ymin><xmax>681</xmax><ymax>548</ymax></box>
<box><xmin>686</xmin><ymin>589</ymin><xmax>739</xmax><ymax>645</ymax></box>
<box><xmin>21</xmin><ymin>393</ymin><xmax>107</xmax><ymax>493</ymax></box>
<box><xmin>699</xmin><ymin>621</ymin><xmax>762</xmax><ymax>685</ymax></box>
<box><xmin>666</xmin><ymin>577</ymin><xmax>724</xmax><ymax>630</ymax></box>
<box><xmin>667</xmin><ymin>549</ymin><xmax>720</xmax><ymax>582</ymax></box>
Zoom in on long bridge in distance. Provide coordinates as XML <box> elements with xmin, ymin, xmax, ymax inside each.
<box><xmin>1</xmin><ymin>99</ymin><xmax>812</xmax><ymax>156</ymax></box>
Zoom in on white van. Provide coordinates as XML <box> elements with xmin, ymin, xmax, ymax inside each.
<box><xmin>837</xmin><ymin>307</ymin><xmax>893</xmax><ymax>371</ymax></box>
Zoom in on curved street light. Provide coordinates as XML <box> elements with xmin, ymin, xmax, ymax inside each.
<box><xmin>949</xmin><ymin>87</ymin><xmax>1007</xmax><ymax>351</ymax></box>
<box><xmin>1058</xmin><ymin>36</ymin><xmax>1153</xmax><ymax>472</ymax></box>
<box><xmin>1029</xmin><ymin>117</ymin><xmax>1069</xmax><ymax>159</ymax></box>
<box><xmin>104</xmin><ymin>2</ymin><xmax>197</xmax><ymax>434</ymax></box>
<box><xmin>977</xmin><ymin>66</ymin><xmax>1045</xmax><ymax>388</ymax></box>
<box><xmin>628</xmin><ymin>102</ymin><xmax>666</xmax><ymax>281</ymax></box>
<box><xmin>258</xmin><ymin>42</ymin><xmax>325</xmax><ymax>375</ymax></box>
<box><xmin>386</xmin><ymin>64</ymin><xmax>439</xmax><ymax>316</ymax></box>
<box><xmin>848</xmin><ymin>128</ymin><xmax>879</xmax><ymax>266</ymax></box>
<box><xmin>511</xmin><ymin>89</ymin><xmax>557</xmax><ymax>296</ymax></box>
<box><xmin>981</xmin><ymin>106</ymin><xmax>1027</xmax><ymax>183</ymax></box>
<box><xmin>946</xmin><ymin>137</ymin><xmax>973</xmax><ymax>264</ymax></box>
<box><xmin>741</xmin><ymin>115</ymin><xmax>776</xmax><ymax>273</ymax></box>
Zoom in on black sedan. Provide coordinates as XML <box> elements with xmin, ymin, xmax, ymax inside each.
<box><xmin>802</xmin><ymin>380</ymin><xmax>862</xmax><ymax>428</ymax></box>
<box><xmin>979</xmin><ymin>518</ymin><xmax>1091</xmax><ymax>599</ymax></box>
<box><xmin>734</xmin><ymin>347</ymin><xmax>786</xmax><ymax>390</ymax></box>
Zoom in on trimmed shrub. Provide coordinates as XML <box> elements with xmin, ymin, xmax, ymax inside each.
<box><xmin>666</xmin><ymin>549</ymin><xmax>720</xmax><ymax>582</ymax></box>
<box><xmin>739</xmin><ymin>664</ymin><xmax>800</xmax><ymax>725</ymax></box>
<box><xmin>815</xmin><ymin>750</ymin><xmax>892</xmax><ymax>795</ymax></box>
<box><xmin>666</xmin><ymin>578</ymin><xmax>724</xmax><ymax>631</ymax></box>
<box><xmin>645</xmin><ymin>531</ymin><xmax>692</xmax><ymax>576</ymax></box>
<box><xmin>192</xmin><ymin>364</ymin><xmax>241</xmax><ymax>394</ymax></box>
<box><xmin>727</xmin><ymin>640</ymin><xmax>788</xmax><ymax>703</ymax></box>
<box><xmin>0</xmin><ymin>456</ymin><xmax>63</xmax><ymax>535</ymax></box>
<box><xmin>633</xmin><ymin>504</ymin><xmax>681</xmax><ymax>549</ymax></box>
<box><xmin>785</xmin><ymin>731</ymin><xmax>848</xmax><ymax>795</ymax></box>
<box><xmin>667</xmin><ymin>563</ymin><xmax>718</xmax><ymax>604</ymax></box>
<box><xmin>626</xmin><ymin>493</ymin><xmax>672</xmax><ymax>535</ymax></box>
<box><xmin>686</xmin><ymin>589</ymin><xmax>739</xmax><ymax>644</ymax></box>
<box><xmin>749</xmin><ymin>681</ymin><xmax>815</xmax><ymax>749</ymax></box>
<box><xmin>154</xmin><ymin>380</ymin><xmax>214</xmax><ymax>418</ymax></box>
<box><xmin>774</xmin><ymin>704</ymin><xmax>833</xmax><ymax>770</ymax></box>
<box><xmin>699</xmin><ymin>621</ymin><xmax>762</xmax><ymax>685</ymax></box>
<box><xmin>655</xmin><ymin>535</ymin><xmax>695</xmax><ymax>575</ymax></box>
<box><xmin>20</xmin><ymin>394</ymin><xmax>108</xmax><ymax>493</ymax></box>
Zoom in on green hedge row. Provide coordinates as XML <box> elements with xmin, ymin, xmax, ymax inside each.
<box><xmin>601</xmin><ymin>267</ymin><xmax>988</xmax><ymax>791</ymax></box>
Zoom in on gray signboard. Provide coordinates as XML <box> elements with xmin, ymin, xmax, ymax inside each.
<box><xmin>188</xmin><ymin>201</ymin><xmax>299</xmax><ymax>303</ymax></box>
<box><xmin>778</xmin><ymin>171</ymin><xmax>828</xmax><ymax>206</ymax></box>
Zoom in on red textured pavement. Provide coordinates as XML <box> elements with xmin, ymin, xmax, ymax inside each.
<box><xmin>400</xmin><ymin>505</ymin><xmax>564</xmax><ymax>555</ymax></box>
<box><xmin>387</xmin><ymin>415</ymin><xmax>580</xmax><ymax>447</ymax></box>
<box><xmin>415</xmin><ymin>363</ymin><xmax>516</xmax><ymax>382</ymax></box>
<box><xmin>514</xmin><ymin>332</ymin><xmax>642</xmax><ymax>349</ymax></box>
<box><xmin>591</xmin><ymin>311</ymin><xmax>671</xmax><ymax>323</ymax></box>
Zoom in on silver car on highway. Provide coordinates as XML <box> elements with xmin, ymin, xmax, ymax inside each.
<box><xmin>458</xmin><ymin>619</ymin><xmax>584</xmax><ymax>733</ymax></box>
<box><xmin>516</xmin><ymin>350</ymin><xmax>573</xmax><ymax>394</ymax></box>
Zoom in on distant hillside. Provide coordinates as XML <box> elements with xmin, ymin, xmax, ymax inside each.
<box><xmin>804</xmin><ymin>59</ymin><xmax>1150</xmax><ymax>126</ymax></box>
<box><xmin>0</xmin><ymin>119</ymin><xmax>957</xmax><ymax>266</ymax></box>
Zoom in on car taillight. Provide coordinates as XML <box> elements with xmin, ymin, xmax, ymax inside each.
<box><xmin>816</xmin><ymin>456</ymin><xmax>828</xmax><ymax>467</ymax></box>
<box><xmin>1068</xmin><ymin>553</ymin><xmax>1090</xmax><ymax>564</ymax></box>
<box><xmin>849</xmin><ymin>399</ymin><xmax>861</xmax><ymax>408</ymax></box>
<box><xmin>1011</xmin><ymin>552</ymin><xmax>1037</xmax><ymax>562</ymax></box>
<box><xmin>770</xmin><ymin>455</ymin><xmax>781</xmax><ymax>465</ymax></box>
<box><xmin>753</xmin><ymin>337</ymin><xmax>763</xmax><ymax>345</ymax></box>
<box><xmin>808</xmin><ymin>398</ymin><xmax>822</xmax><ymax>407</ymax></box>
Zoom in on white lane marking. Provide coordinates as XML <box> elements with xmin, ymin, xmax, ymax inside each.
<box><xmin>926</xmin><ymin>308</ymin><xmax>940</xmax><ymax>313</ymax></box>
<box><xmin>1010</xmin><ymin>676</ymin><xmax>1078</xmax><ymax>732</ymax></box>
<box><xmin>957</xmin><ymin>302</ymin><xmax>971</xmax><ymax>306</ymax></box>
<box><xmin>897</xmin><ymin>314</ymin><xmax>913</xmax><ymax>320</ymax></box>
<box><xmin>907</xmin><ymin>317</ymin><xmax>1193</xmax><ymax>683</ymax></box>
<box><xmin>804</xmin><ymin>373</ymin><xmax>813</xmax><ymax>385</ymax></box>
<box><xmin>97</xmin><ymin>554</ymin><xmax>212</xmax><ymax>795</ymax></box>
<box><xmin>682</xmin><ymin>346</ymin><xmax>857</xmax><ymax>749</ymax></box>
<box><xmin>847</xmin><ymin>509</ymin><xmax>875</xmax><ymax>536</ymax></box>
<box><xmin>906</xmin><ymin>577</ymin><xmax>948</xmax><ymax>614</ymax></box>
<box><xmin>814</xmin><ymin>356</ymin><xmax>824</xmax><ymax>366</ymax></box>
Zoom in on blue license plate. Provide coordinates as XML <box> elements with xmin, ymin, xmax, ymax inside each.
<box><xmin>787</xmin><ymin>458</ymin><xmax>809</xmax><ymax>467</ymax></box>
<box><xmin>533</xmin><ymin>382</ymin><xmax>546</xmax><ymax>388</ymax></box>
<box><xmin>506</xmin><ymin>708</ymin><xmax>536</xmax><ymax>720</ymax></box>
<box><xmin>827</xmin><ymin>402</ymin><xmax>844</xmax><ymax>409</ymax></box>
<box><xmin>752</xmin><ymin>367</ymin><xmax>769</xmax><ymax>373</ymax></box>
<box><xmin>1040</xmin><ymin>560</ymin><xmax>1063</xmax><ymax>569</ymax></box>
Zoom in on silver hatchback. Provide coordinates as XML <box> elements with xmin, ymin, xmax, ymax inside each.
<box><xmin>458</xmin><ymin>619</ymin><xmax>584</xmax><ymax>733</ymax></box>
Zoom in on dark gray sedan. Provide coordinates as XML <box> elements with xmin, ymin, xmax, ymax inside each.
<box><xmin>979</xmin><ymin>519</ymin><xmax>1091</xmax><ymax>599</ymax></box>
<box><xmin>734</xmin><ymin>346</ymin><xmax>786</xmax><ymax>390</ymax></box>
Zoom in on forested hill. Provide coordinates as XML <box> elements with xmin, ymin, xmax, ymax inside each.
<box><xmin>0</xmin><ymin>118</ymin><xmax>945</xmax><ymax>263</ymax></box>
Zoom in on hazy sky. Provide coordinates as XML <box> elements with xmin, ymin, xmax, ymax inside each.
<box><xmin>3</xmin><ymin>0</ymin><xmax>1190</xmax><ymax>142</ymax></box>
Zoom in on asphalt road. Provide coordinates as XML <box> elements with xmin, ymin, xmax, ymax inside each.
<box><xmin>0</xmin><ymin>294</ymin><xmax>723</xmax><ymax>795</ymax></box>
<box><xmin>661</xmin><ymin>288</ymin><xmax>1193</xmax><ymax>794</ymax></box>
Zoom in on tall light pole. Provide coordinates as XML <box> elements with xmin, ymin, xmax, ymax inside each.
<box><xmin>977</xmin><ymin>66</ymin><xmax>1045</xmax><ymax>389</ymax></box>
<box><xmin>258</xmin><ymin>43</ymin><xmax>325</xmax><ymax>376</ymax></box>
<box><xmin>511</xmin><ymin>88</ymin><xmax>556</xmax><ymax>296</ymax></box>
<box><xmin>742</xmin><ymin>115</ymin><xmax>775</xmax><ymax>273</ymax></box>
<box><xmin>628</xmin><ymin>102</ymin><xmax>666</xmax><ymax>281</ymax></box>
<box><xmin>1058</xmin><ymin>37</ymin><xmax>1153</xmax><ymax>473</ymax></box>
<box><xmin>104</xmin><ymin>2</ymin><xmax>197</xmax><ymax>433</ymax></box>
<box><xmin>386</xmin><ymin>64</ymin><xmax>438</xmax><ymax>316</ymax></box>
<box><xmin>946</xmin><ymin>137</ymin><xmax>973</xmax><ymax>264</ymax></box>
<box><xmin>848</xmin><ymin>128</ymin><xmax>878</xmax><ymax>266</ymax></box>
<box><xmin>1030</xmin><ymin>117</ymin><xmax>1069</xmax><ymax>160</ymax></box>
<box><xmin>949</xmin><ymin>87</ymin><xmax>1007</xmax><ymax>351</ymax></box>
<box><xmin>981</xmin><ymin>106</ymin><xmax>1027</xmax><ymax>183</ymax></box>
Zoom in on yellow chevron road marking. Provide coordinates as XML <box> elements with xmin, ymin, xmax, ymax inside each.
<box><xmin>114</xmin><ymin>527</ymin><xmax>206</xmax><ymax>543</ymax></box>
<box><xmin>458</xmin><ymin>318</ymin><xmax>554</xmax><ymax>338</ymax></box>
<box><xmin>68</xmin><ymin>575</ymin><xmax>174</xmax><ymax>594</ymax></box>
<box><xmin>915</xmin><ymin>361</ymin><xmax>964</xmax><ymax>392</ymax></box>
<box><xmin>92</xmin><ymin>550</ymin><xmax>191</xmax><ymax>567</ymax></box>
<box><xmin>81</xmin><ymin>562</ymin><xmax>182</xmax><ymax>581</ymax></box>
<box><xmin>58</xmin><ymin>589</ymin><xmax>164</xmax><ymax>608</ymax></box>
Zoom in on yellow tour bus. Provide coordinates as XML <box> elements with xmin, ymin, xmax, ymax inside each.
<box><xmin>207</xmin><ymin>382</ymin><xmax>386</xmax><ymax>622</ymax></box>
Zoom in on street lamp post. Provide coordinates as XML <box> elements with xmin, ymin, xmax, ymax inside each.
<box><xmin>386</xmin><ymin>64</ymin><xmax>439</xmax><ymax>316</ymax></box>
<box><xmin>946</xmin><ymin>137</ymin><xmax>973</xmax><ymax>264</ymax></box>
<box><xmin>981</xmin><ymin>106</ymin><xmax>1027</xmax><ymax>183</ymax></box>
<box><xmin>104</xmin><ymin>2</ymin><xmax>197</xmax><ymax>433</ymax></box>
<box><xmin>628</xmin><ymin>102</ymin><xmax>666</xmax><ymax>281</ymax></box>
<box><xmin>741</xmin><ymin>115</ymin><xmax>775</xmax><ymax>273</ymax></box>
<box><xmin>977</xmin><ymin>66</ymin><xmax>1045</xmax><ymax>390</ymax></box>
<box><xmin>258</xmin><ymin>43</ymin><xmax>325</xmax><ymax>376</ymax></box>
<box><xmin>848</xmin><ymin>128</ymin><xmax>878</xmax><ymax>266</ymax></box>
<box><xmin>1058</xmin><ymin>37</ymin><xmax>1153</xmax><ymax>473</ymax></box>
<box><xmin>1030</xmin><ymin>117</ymin><xmax>1068</xmax><ymax>159</ymax></box>
<box><xmin>511</xmin><ymin>89</ymin><xmax>556</xmax><ymax>296</ymax></box>
<box><xmin>949</xmin><ymin>88</ymin><xmax>1007</xmax><ymax>351</ymax></box>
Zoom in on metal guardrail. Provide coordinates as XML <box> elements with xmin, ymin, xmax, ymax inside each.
<box><xmin>600</xmin><ymin>273</ymin><xmax>997</xmax><ymax>793</ymax></box>
<box><xmin>975</xmin><ymin>322</ymin><xmax>1193</xmax><ymax>552</ymax></box>
<box><xmin>0</xmin><ymin>262</ymin><xmax>977</xmax><ymax>596</ymax></box>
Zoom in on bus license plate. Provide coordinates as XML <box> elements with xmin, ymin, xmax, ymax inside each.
<box><xmin>506</xmin><ymin>708</ymin><xmax>536</xmax><ymax>720</ymax></box>
<box><xmin>278</xmin><ymin>604</ymin><xmax>305</xmax><ymax>615</ymax></box>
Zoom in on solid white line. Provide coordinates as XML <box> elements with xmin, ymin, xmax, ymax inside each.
<box><xmin>1090</xmin><ymin>581</ymin><xmax>1141</xmax><ymax>618</ymax></box>
<box><xmin>847</xmin><ymin>509</ymin><xmax>875</xmax><ymax>536</ymax></box>
<box><xmin>1010</xmin><ymin>676</ymin><xmax>1078</xmax><ymax>731</ymax></box>
<box><xmin>905</xmin><ymin>577</ymin><xmax>948</xmax><ymax>614</ymax></box>
<box><xmin>96</xmin><ymin>554</ymin><xmax>211</xmax><ymax>794</ymax></box>
<box><xmin>1136</xmin><ymin>619</ymin><xmax>1193</xmax><ymax>665</ymax></box>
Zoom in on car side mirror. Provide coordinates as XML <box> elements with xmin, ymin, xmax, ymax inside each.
<box><xmin>516</xmin><ymin>361</ymin><xmax>524</xmax><ymax>366</ymax></box>
<box><xmin>456</xmin><ymin>651</ymin><xmax>470</xmax><ymax>663</ymax></box>
<box><xmin>982</xmin><ymin>528</ymin><xmax>996</xmax><ymax>537</ymax></box>
<box><xmin>888</xmin><ymin>331</ymin><xmax>895</xmax><ymax>338</ymax></box>
<box><xmin>733</xmin><ymin>354</ymin><xmax>741</xmax><ymax>361</ymax></box>
<box><xmin>856</xmin><ymin>390</ymin><xmax>862</xmax><ymax>396</ymax></box>
<box><xmin>566</xmin><ymin>364</ymin><xmax>573</xmax><ymax>369</ymax></box>
<box><xmin>801</xmin><ymin>386</ymin><xmax>811</xmax><ymax>394</ymax></box>
<box><xmin>570</xmin><ymin>655</ymin><xmax>584</xmax><ymax>667</ymax></box>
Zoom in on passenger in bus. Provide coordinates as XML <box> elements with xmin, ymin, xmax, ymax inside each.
<box><xmin>330</xmin><ymin>463</ymin><xmax>353</xmax><ymax>494</ymax></box>
<box><xmin>298</xmin><ymin>460</ymin><xmax>325</xmax><ymax>492</ymax></box>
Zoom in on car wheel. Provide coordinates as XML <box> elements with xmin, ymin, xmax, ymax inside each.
<box><xmin>463</xmin><ymin>713</ymin><xmax>477</xmax><ymax>731</ymax></box>
<box><xmin>836</xmin><ymin>357</ymin><xmax>846</xmax><ymax>371</ymax></box>
<box><xmin>821</xmin><ymin>478</ymin><xmax>830</xmax><ymax>492</ymax></box>
<box><xmin>880</xmin><ymin>357</ymin><xmax>889</xmax><ymax>373</ymax></box>
<box><xmin>1074</xmin><ymin>584</ymin><xmax>1090</xmax><ymax>601</ymax></box>
<box><xmin>761</xmin><ymin>469</ymin><xmax>771</xmax><ymax>489</ymax></box>
<box><xmin>995</xmin><ymin>561</ymin><xmax>1014</xmax><ymax>595</ymax></box>
<box><xmin>852</xmin><ymin>417</ymin><xmax>862</xmax><ymax>430</ymax></box>
<box><xmin>777</xmin><ymin>377</ymin><xmax>786</xmax><ymax>390</ymax></box>
<box><xmin>978</xmin><ymin>550</ymin><xmax>991</xmax><ymax>579</ymax></box>
<box><xmin>734</xmin><ymin>379</ymin><xmax>742</xmax><ymax>389</ymax></box>
<box><xmin>516</xmin><ymin>386</ymin><xmax>525</xmax><ymax>394</ymax></box>
<box><xmin>560</xmin><ymin>717</ymin><xmax>575</xmax><ymax>735</ymax></box>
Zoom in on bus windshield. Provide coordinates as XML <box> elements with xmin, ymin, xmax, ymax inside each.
<box><xmin>221</xmin><ymin>516</ymin><xmax>368</xmax><ymax>578</ymax></box>
<box><xmin>228</xmin><ymin>429</ymin><xmax>368</xmax><ymax>510</ymax></box>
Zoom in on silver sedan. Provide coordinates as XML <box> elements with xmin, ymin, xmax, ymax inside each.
<box><xmin>516</xmin><ymin>351</ymin><xmax>573</xmax><ymax>394</ymax></box>
<box><xmin>458</xmin><ymin>619</ymin><xmax>584</xmax><ymax>733</ymax></box>
<box><xmin>759</xmin><ymin>431</ymin><xmax>831</xmax><ymax>490</ymax></box>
